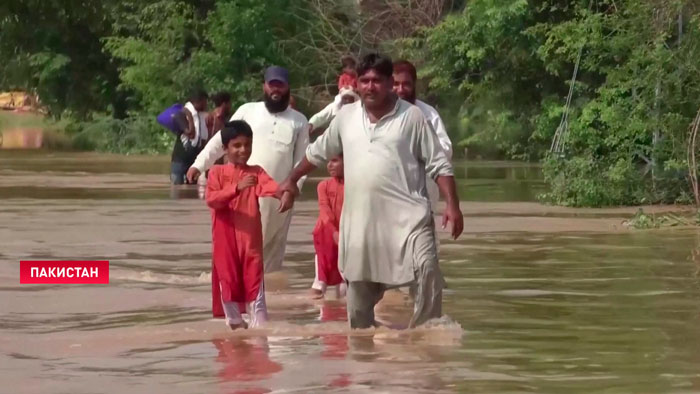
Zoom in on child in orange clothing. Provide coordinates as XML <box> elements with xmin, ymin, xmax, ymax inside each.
<box><xmin>310</xmin><ymin>155</ymin><xmax>345</xmax><ymax>299</ymax></box>
<box><xmin>206</xmin><ymin>120</ymin><xmax>293</xmax><ymax>329</ymax></box>
<box><xmin>308</xmin><ymin>56</ymin><xmax>359</xmax><ymax>136</ymax></box>
<box><xmin>338</xmin><ymin>55</ymin><xmax>357</xmax><ymax>90</ymax></box>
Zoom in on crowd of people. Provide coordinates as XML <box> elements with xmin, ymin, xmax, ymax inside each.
<box><xmin>165</xmin><ymin>53</ymin><xmax>464</xmax><ymax>331</ymax></box>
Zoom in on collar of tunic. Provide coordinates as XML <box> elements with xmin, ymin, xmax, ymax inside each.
<box><xmin>360</xmin><ymin>99</ymin><xmax>401</xmax><ymax>141</ymax></box>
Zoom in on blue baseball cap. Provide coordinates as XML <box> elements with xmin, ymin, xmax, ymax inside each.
<box><xmin>264</xmin><ymin>66</ymin><xmax>289</xmax><ymax>84</ymax></box>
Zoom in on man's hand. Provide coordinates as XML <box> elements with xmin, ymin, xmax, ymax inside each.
<box><xmin>442</xmin><ymin>201</ymin><xmax>464</xmax><ymax>240</ymax></box>
<box><xmin>237</xmin><ymin>175</ymin><xmax>257</xmax><ymax>191</ymax></box>
<box><xmin>277</xmin><ymin>178</ymin><xmax>300</xmax><ymax>198</ymax></box>
<box><xmin>278</xmin><ymin>191</ymin><xmax>295</xmax><ymax>213</ymax></box>
<box><xmin>308</xmin><ymin>124</ymin><xmax>322</xmax><ymax>138</ymax></box>
<box><xmin>186</xmin><ymin>167</ymin><xmax>201</xmax><ymax>183</ymax></box>
<box><xmin>183</xmin><ymin>129</ymin><xmax>195</xmax><ymax>139</ymax></box>
<box><xmin>332</xmin><ymin>231</ymin><xmax>339</xmax><ymax>244</ymax></box>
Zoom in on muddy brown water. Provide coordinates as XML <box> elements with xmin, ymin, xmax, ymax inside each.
<box><xmin>1</xmin><ymin>150</ymin><xmax>700</xmax><ymax>393</ymax></box>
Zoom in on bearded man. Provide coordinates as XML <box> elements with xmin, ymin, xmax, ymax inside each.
<box><xmin>187</xmin><ymin>66</ymin><xmax>309</xmax><ymax>274</ymax></box>
<box><xmin>392</xmin><ymin>60</ymin><xmax>453</xmax><ymax>217</ymax></box>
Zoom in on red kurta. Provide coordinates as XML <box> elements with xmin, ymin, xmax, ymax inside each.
<box><xmin>313</xmin><ymin>177</ymin><xmax>344</xmax><ymax>286</ymax></box>
<box><xmin>206</xmin><ymin>163</ymin><xmax>278</xmax><ymax>318</ymax></box>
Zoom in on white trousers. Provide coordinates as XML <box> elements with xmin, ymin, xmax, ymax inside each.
<box><xmin>311</xmin><ymin>255</ymin><xmax>347</xmax><ymax>297</ymax></box>
<box><xmin>221</xmin><ymin>282</ymin><xmax>268</xmax><ymax>327</ymax></box>
<box><xmin>260</xmin><ymin>197</ymin><xmax>293</xmax><ymax>273</ymax></box>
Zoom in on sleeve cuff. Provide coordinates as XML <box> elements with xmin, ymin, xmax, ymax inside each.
<box><xmin>191</xmin><ymin>162</ymin><xmax>204</xmax><ymax>173</ymax></box>
<box><xmin>306</xmin><ymin>149</ymin><xmax>326</xmax><ymax>167</ymax></box>
<box><xmin>429</xmin><ymin>163</ymin><xmax>454</xmax><ymax>180</ymax></box>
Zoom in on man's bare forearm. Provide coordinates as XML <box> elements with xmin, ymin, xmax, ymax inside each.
<box><xmin>435</xmin><ymin>175</ymin><xmax>459</xmax><ymax>206</ymax></box>
<box><xmin>289</xmin><ymin>157</ymin><xmax>317</xmax><ymax>183</ymax></box>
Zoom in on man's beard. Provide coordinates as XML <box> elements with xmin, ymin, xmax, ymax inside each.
<box><xmin>263</xmin><ymin>91</ymin><xmax>290</xmax><ymax>113</ymax></box>
<box><xmin>400</xmin><ymin>90</ymin><xmax>416</xmax><ymax>104</ymax></box>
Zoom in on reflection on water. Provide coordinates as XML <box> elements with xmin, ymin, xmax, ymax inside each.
<box><xmin>2</xmin><ymin>151</ymin><xmax>700</xmax><ymax>393</ymax></box>
<box><xmin>452</xmin><ymin>161</ymin><xmax>545</xmax><ymax>202</ymax></box>
<box><xmin>214</xmin><ymin>337</ymin><xmax>282</xmax><ymax>383</ymax></box>
<box><xmin>0</xmin><ymin>150</ymin><xmax>544</xmax><ymax>202</ymax></box>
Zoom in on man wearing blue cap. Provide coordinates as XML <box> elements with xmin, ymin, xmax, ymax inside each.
<box><xmin>187</xmin><ymin>66</ymin><xmax>309</xmax><ymax>278</ymax></box>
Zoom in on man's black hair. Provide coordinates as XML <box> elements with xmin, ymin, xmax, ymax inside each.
<box><xmin>189</xmin><ymin>88</ymin><xmax>209</xmax><ymax>102</ymax></box>
<box><xmin>212</xmin><ymin>91</ymin><xmax>231</xmax><ymax>107</ymax></box>
<box><xmin>221</xmin><ymin>120</ymin><xmax>253</xmax><ymax>147</ymax></box>
<box><xmin>356</xmin><ymin>53</ymin><xmax>393</xmax><ymax>79</ymax></box>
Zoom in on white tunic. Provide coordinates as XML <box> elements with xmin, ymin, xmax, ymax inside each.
<box><xmin>415</xmin><ymin>99</ymin><xmax>452</xmax><ymax>160</ymax></box>
<box><xmin>192</xmin><ymin>102</ymin><xmax>309</xmax><ymax>272</ymax></box>
<box><xmin>306</xmin><ymin>99</ymin><xmax>453</xmax><ymax>285</ymax></box>
<box><xmin>414</xmin><ymin>99</ymin><xmax>452</xmax><ymax>215</ymax></box>
<box><xmin>309</xmin><ymin>90</ymin><xmax>358</xmax><ymax>130</ymax></box>
<box><xmin>192</xmin><ymin>102</ymin><xmax>309</xmax><ymax>183</ymax></box>
<box><xmin>309</xmin><ymin>101</ymin><xmax>337</xmax><ymax>130</ymax></box>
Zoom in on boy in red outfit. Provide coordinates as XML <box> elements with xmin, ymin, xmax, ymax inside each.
<box><xmin>206</xmin><ymin>121</ymin><xmax>293</xmax><ymax>329</ymax></box>
<box><xmin>310</xmin><ymin>155</ymin><xmax>345</xmax><ymax>299</ymax></box>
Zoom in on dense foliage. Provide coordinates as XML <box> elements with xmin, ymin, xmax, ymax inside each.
<box><xmin>1</xmin><ymin>0</ymin><xmax>367</xmax><ymax>153</ymax></box>
<box><xmin>407</xmin><ymin>0</ymin><xmax>700</xmax><ymax>206</ymax></box>
<box><xmin>2</xmin><ymin>0</ymin><xmax>699</xmax><ymax>205</ymax></box>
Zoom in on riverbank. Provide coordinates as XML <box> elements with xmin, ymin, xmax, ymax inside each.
<box><xmin>0</xmin><ymin>111</ymin><xmax>169</xmax><ymax>153</ymax></box>
<box><xmin>0</xmin><ymin>110</ymin><xmax>71</xmax><ymax>150</ymax></box>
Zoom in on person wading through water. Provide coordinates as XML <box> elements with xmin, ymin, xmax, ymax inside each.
<box><xmin>187</xmin><ymin>66</ymin><xmax>309</xmax><ymax>274</ymax></box>
<box><xmin>278</xmin><ymin>53</ymin><xmax>464</xmax><ymax>329</ymax></box>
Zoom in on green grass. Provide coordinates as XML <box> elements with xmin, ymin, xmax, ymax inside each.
<box><xmin>0</xmin><ymin>110</ymin><xmax>56</xmax><ymax>131</ymax></box>
<box><xmin>0</xmin><ymin>110</ymin><xmax>73</xmax><ymax>149</ymax></box>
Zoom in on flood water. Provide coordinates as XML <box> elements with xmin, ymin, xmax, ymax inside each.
<box><xmin>2</xmin><ymin>150</ymin><xmax>700</xmax><ymax>393</ymax></box>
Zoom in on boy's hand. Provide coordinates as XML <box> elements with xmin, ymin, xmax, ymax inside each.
<box><xmin>237</xmin><ymin>175</ymin><xmax>257</xmax><ymax>191</ymax></box>
<box><xmin>333</xmin><ymin>231</ymin><xmax>339</xmax><ymax>244</ymax></box>
<box><xmin>278</xmin><ymin>191</ymin><xmax>295</xmax><ymax>213</ymax></box>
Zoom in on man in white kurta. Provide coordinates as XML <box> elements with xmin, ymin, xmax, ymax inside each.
<box><xmin>415</xmin><ymin>100</ymin><xmax>453</xmax><ymax>211</ymax></box>
<box><xmin>308</xmin><ymin>87</ymin><xmax>360</xmax><ymax>135</ymax></box>
<box><xmin>278</xmin><ymin>54</ymin><xmax>464</xmax><ymax>328</ymax></box>
<box><xmin>393</xmin><ymin>60</ymin><xmax>454</xmax><ymax>217</ymax></box>
<box><xmin>187</xmin><ymin>67</ymin><xmax>309</xmax><ymax>273</ymax></box>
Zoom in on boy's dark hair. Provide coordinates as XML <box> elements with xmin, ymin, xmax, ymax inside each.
<box><xmin>393</xmin><ymin>60</ymin><xmax>417</xmax><ymax>82</ymax></box>
<box><xmin>221</xmin><ymin>120</ymin><xmax>253</xmax><ymax>147</ymax></box>
<box><xmin>189</xmin><ymin>88</ymin><xmax>209</xmax><ymax>103</ymax></box>
<box><xmin>356</xmin><ymin>53</ymin><xmax>393</xmax><ymax>79</ymax></box>
<box><xmin>341</xmin><ymin>54</ymin><xmax>357</xmax><ymax>69</ymax></box>
<box><xmin>212</xmin><ymin>91</ymin><xmax>231</xmax><ymax>107</ymax></box>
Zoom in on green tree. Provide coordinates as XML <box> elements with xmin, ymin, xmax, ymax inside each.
<box><xmin>403</xmin><ymin>0</ymin><xmax>584</xmax><ymax>160</ymax></box>
<box><xmin>536</xmin><ymin>0</ymin><xmax>700</xmax><ymax>205</ymax></box>
<box><xmin>0</xmin><ymin>0</ymin><xmax>125</xmax><ymax>118</ymax></box>
<box><xmin>410</xmin><ymin>0</ymin><xmax>700</xmax><ymax>206</ymax></box>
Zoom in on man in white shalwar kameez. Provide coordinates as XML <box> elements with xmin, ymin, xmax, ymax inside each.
<box><xmin>186</xmin><ymin>66</ymin><xmax>309</xmax><ymax>273</ymax></box>
<box><xmin>393</xmin><ymin>60</ymin><xmax>453</xmax><ymax>217</ymax></box>
<box><xmin>279</xmin><ymin>54</ymin><xmax>464</xmax><ymax>329</ymax></box>
<box><xmin>308</xmin><ymin>87</ymin><xmax>360</xmax><ymax>137</ymax></box>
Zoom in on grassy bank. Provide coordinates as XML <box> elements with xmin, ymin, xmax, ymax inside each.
<box><xmin>0</xmin><ymin>111</ymin><xmax>172</xmax><ymax>153</ymax></box>
<box><xmin>0</xmin><ymin>110</ymin><xmax>73</xmax><ymax>150</ymax></box>
<box><xmin>0</xmin><ymin>110</ymin><xmax>57</xmax><ymax>130</ymax></box>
